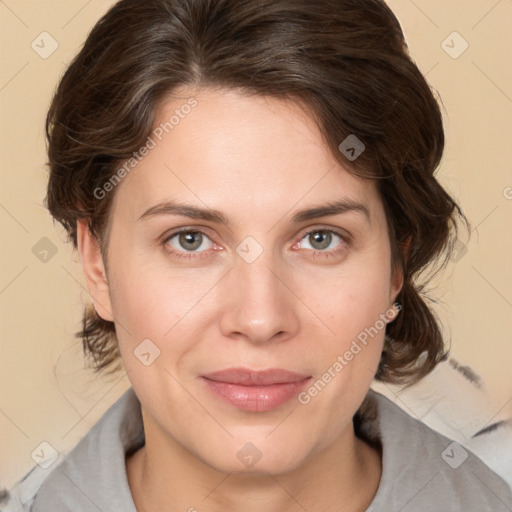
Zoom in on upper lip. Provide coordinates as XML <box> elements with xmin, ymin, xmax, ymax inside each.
<box><xmin>202</xmin><ymin>368</ymin><xmax>310</xmax><ymax>386</ymax></box>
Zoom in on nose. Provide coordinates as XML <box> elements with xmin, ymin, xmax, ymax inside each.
<box><xmin>218</xmin><ymin>255</ymin><xmax>301</xmax><ymax>345</ymax></box>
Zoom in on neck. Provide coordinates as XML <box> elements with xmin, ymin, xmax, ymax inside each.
<box><xmin>127</xmin><ymin>413</ymin><xmax>381</xmax><ymax>512</ymax></box>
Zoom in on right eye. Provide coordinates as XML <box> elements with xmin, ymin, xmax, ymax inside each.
<box><xmin>163</xmin><ymin>229</ymin><xmax>221</xmax><ymax>260</ymax></box>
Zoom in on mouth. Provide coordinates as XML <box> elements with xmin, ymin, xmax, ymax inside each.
<box><xmin>201</xmin><ymin>368</ymin><xmax>311</xmax><ymax>412</ymax></box>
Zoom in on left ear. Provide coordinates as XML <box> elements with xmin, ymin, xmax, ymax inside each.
<box><xmin>390</xmin><ymin>269</ymin><xmax>404</xmax><ymax>304</ymax></box>
<box><xmin>390</xmin><ymin>236</ymin><xmax>411</xmax><ymax>302</ymax></box>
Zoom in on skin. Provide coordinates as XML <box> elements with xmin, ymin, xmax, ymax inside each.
<box><xmin>77</xmin><ymin>87</ymin><xmax>403</xmax><ymax>512</ymax></box>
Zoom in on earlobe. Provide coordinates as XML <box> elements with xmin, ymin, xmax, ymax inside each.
<box><xmin>387</xmin><ymin>269</ymin><xmax>403</xmax><ymax>325</ymax></box>
<box><xmin>76</xmin><ymin>220</ymin><xmax>114</xmax><ymax>322</ymax></box>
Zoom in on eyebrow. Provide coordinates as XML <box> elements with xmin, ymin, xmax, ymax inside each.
<box><xmin>137</xmin><ymin>199</ymin><xmax>370</xmax><ymax>224</ymax></box>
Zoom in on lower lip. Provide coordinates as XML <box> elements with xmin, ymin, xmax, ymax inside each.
<box><xmin>202</xmin><ymin>378</ymin><xmax>311</xmax><ymax>412</ymax></box>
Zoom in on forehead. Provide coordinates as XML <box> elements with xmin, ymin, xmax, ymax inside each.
<box><xmin>111</xmin><ymin>87</ymin><xmax>383</xmax><ymax>225</ymax></box>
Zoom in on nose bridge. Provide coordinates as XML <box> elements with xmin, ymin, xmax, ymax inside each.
<box><xmin>218</xmin><ymin>249</ymin><xmax>299</xmax><ymax>343</ymax></box>
<box><xmin>238</xmin><ymin>257</ymin><xmax>279</xmax><ymax>304</ymax></box>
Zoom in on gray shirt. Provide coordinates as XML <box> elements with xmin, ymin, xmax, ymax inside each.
<box><xmin>4</xmin><ymin>388</ymin><xmax>512</xmax><ymax>511</ymax></box>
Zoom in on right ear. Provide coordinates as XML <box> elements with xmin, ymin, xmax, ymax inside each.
<box><xmin>76</xmin><ymin>220</ymin><xmax>114</xmax><ymax>322</ymax></box>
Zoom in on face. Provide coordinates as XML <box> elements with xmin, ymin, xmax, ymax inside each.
<box><xmin>79</xmin><ymin>87</ymin><xmax>402</xmax><ymax>475</ymax></box>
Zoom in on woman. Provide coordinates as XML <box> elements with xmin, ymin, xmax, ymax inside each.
<box><xmin>6</xmin><ymin>0</ymin><xmax>512</xmax><ymax>510</ymax></box>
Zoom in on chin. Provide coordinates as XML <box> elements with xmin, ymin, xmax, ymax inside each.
<box><xmin>200</xmin><ymin>442</ymin><xmax>309</xmax><ymax>476</ymax></box>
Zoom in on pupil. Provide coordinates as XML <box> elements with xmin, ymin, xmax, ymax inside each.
<box><xmin>180</xmin><ymin>232</ymin><xmax>202</xmax><ymax>251</ymax></box>
<box><xmin>310</xmin><ymin>231</ymin><xmax>331</xmax><ymax>250</ymax></box>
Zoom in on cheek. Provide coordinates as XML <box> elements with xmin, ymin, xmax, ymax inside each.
<box><xmin>303</xmin><ymin>258</ymin><xmax>393</xmax><ymax>339</ymax></box>
<box><xmin>108</xmin><ymin>254</ymin><xmax>213</xmax><ymax>335</ymax></box>
<box><xmin>106</xmin><ymin>255</ymin><xmax>225</xmax><ymax>381</ymax></box>
<box><xmin>109</xmin><ymin>272</ymin><xmax>170</xmax><ymax>338</ymax></box>
<box><xmin>298</xmin><ymin>250</ymin><xmax>393</xmax><ymax>389</ymax></box>
<box><xmin>295</xmin><ymin>270</ymin><xmax>391</xmax><ymax>424</ymax></box>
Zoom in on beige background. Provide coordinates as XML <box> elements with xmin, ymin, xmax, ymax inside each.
<box><xmin>1</xmin><ymin>0</ymin><xmax>511</xmax><ymax>490</ymax></box>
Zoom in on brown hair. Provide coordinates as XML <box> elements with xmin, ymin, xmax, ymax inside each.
<box><xmin>46</xmin><ymin>0</ymin><xmax>466</xmax><ymax>383</ymax></box>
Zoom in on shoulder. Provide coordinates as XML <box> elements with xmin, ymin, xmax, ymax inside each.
<box><xmin>0</xmin><ymin>465</ymin><xmax>50</xmax><ymax>512</ymax></box>
<box><xmin>364</xmin><ymin>390</ymin><xmax>512</xmax><ymax>511</ymax></box>
<box><xmin>2</xmin><ymin>388</ymin><xmax>142</xmax><ymax>512</ymax></box>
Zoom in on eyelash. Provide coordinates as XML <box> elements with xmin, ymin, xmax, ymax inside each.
<box><xmin>162</xmin><ymin>227</ymin><xmax>350</xmax><ymax>261</ymax></box>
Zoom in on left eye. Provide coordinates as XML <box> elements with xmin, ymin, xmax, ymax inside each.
<box><xmin>297</xmin><ymin>230</ymin><xmax>344</xmax><ymax>251</ymax></box>
<box><xmin>166</xmin><ymin>231</ymin><xmax>213</xmax><ymax>252</ymax></box>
